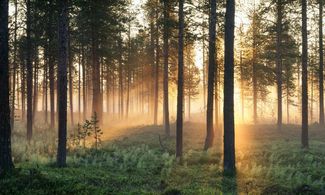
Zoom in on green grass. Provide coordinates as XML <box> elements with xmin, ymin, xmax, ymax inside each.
<box><xmin>1</xmin><ymin>122</ymin><xmax>325</xmax><ymax>194</ymax></box>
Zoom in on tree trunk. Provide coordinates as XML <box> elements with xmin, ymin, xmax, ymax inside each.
<box><xmin>204</xmin><ymin>0</ymin><xmax>217</xmax><ymax>150</ymax></box>
<box><xmin>224</xmin><ymin>0</ymin><xmax>236</xmax><ymax>174</ymax></box>
<box><xmin>32</xmin><ymin>52</ymin><xmax>39</xmax><ymax>124</ymax></box>
<box><xmin>26</xmin><ymin>0</ymin><xmax>33</xmax><ymax>142</ymax></box>
<box><xmin>319</xmin><ymin>0</ymin><xmax>324</xmax><ymax>125</ymax></box>
<box><xmin>252</xmin><ymin>12</ymin><xmax>258</xmax><ymax>125</ymax></box>
<box><xmin>48</xmin><ymin>0</ymin><xmax>55</xmax><ymax>129</ymax></box>
<box><xmin>176</xmin><ymin>0</ymin><xmax>184</xmax><ymax>159</ymax></box>
<box><xmin>301</xmin><ymin>0</ymin><xmax>309</xmax><ymax>148</ymax></box>
<box><xmin>57</xmin><ymin>0</ymin><xmax>68</xmax><ymax>167</ymax></box>
<box><xmin>68</xmin><ymin>32</ymin><xmax>74</xmax><ymax>126</ymax></box>
<box><xmin>163</xmin><ymin>0</ymin><xmax>170</xmax><ymax>136</ymax></box>
<box><xmin>0</xmin><ymin>0</ymin><xmax>14</xmax><ymax>172</ymax></box>
<box><xmin>154</xmin><ymin>7</ymin><xmax>159</xmax><ymax>125</ymax></box>
<box><xmin>11</xmin><ymin>0</ymin><xmax>18</xmax><ymax>129</ymax></box>
<box><xmin>240</xmin><ymin>50</ymin><xmax>244</xmax><ymax>122</ymax></box>
<box><xmin>276</xmin><ymin>0</ymin><xmax>283</xmax><ymax>130</ymax></box>
<box><xmin>91</xmin><ymin>17</ymin><xmax>102</xmax><ymax>124</ymax></box>
<box><xmin>82</xmin><ymin>44</ymin><xmax>87</xmax><ymax>120</ymax></box>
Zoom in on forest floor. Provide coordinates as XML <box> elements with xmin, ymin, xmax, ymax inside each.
<box><xmin>1</xmin><ymin>120</ymin><xmax>325</xmax><ymax>194</ymax></box>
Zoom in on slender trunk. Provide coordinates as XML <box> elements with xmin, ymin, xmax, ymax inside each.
<box><xmin>0</xmin><ymin>0</ymin><xmax>14</xmax><ymax>172</ymax></box>
<box><xmin>32</xmin><ymin>53</ymin><xmax>39</xmax><ymax>124</ymax></box>
<box><xmin>176</xmin><ymin>0</ymin><xmax>184</xmax><ymax>159</ymax></box>
<box><xmin>91</xmin><ymin>17</ymin><xmax>102</xmax><ymax>124</ymax></box>
<box><xmin>311</xmin><ymin>71</ymin><xmax>314</xmax><ymax>123</ymax></box>
<box><xmin>202</xmin><ymin>28</ymin><xmax>206</xmax><ymax>113</ymax></box>
<box><xmin>118</xmin><ymin>38</ymin><xmax>124</xmax><ymax>119</ymax></box>
<box><xmin>252</xmin><ymin>13</ymin><xmax>258</xmax><ymax>125</ymax></box>
<box><xmin>68</xmin><ymin>32</ymin><xmax>74</xmax><ymax>126</ymax></box>
<box><xmin>204</xmin><ymin>0</ymin><xmax>217</xmax><ymax>150</ymax></box>
<box><xmin>48</xmin><ymin>0</ymin><xmax>55</xmax><ymax>129</ymax></box>
<box><xmin>21</xmin><ymin>60</ymin><xmax>26</xmax><ymax>122</ymax></box>
<box><xmin>11</xmin><ymin>0</ymin><xmax>18</xmax><ymax>129</ymax></box>
<box><xmin>26</xmin><ymin>0</ymin><xmax>33</xmax><ymax>141</ymax></box>
<box><xmin>223</xmin><ymin>0</ymin><xmax>236</xmax><ymax>174</ymax></box>
<box><xmin>57</xmin><ymin>0</ymin><xmax>68</xmax><ymax>167</ymax></box>
<box><xmin>240</xmin><ymin>50</ymin><xmax>244</xmax><ymax>122</ymax></box>
<box><xmin>319</xmin><ymin>0</ymin><xmax>324</xmax><ymax>125</ymax></box>
<box><xmin>78</xmin><ymin>46</ymin><xmax>81</xmax><ymax>122</ymax></box>
<box><xmin>215</xmin><ymin>58</ymin><xmax>218</xmax><ymax>128</ymax></box>
<box><xmin>163</xmin><ymin>0</ymin><xmax>170</xmax><ymax>136</ymax></box>
<box><xmin>276</xmin><ymin>0</ymin><xmax>283</xmax><ymax>130</ymax></box>
<box><xmin>301</xmin><ymin>0</ymin><xmax>309</xmax><ymax>148</ymax></box>
<box><xmin>82</xmin><ymin>44</ymin><xmax>87</xmax><ymax>120</ymax></box>
<box><xmin>154</xmin><ymin>10</ymin><xmax>159</xmax><ymax>125</ymax></box>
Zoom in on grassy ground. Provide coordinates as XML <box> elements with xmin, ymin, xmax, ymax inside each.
<box><xmin>1</xmin><ymin>121</ymin><xmax>325</xmax><ymax>194</ymax></box>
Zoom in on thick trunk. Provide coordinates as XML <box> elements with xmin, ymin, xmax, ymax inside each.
<box><xmin>224</xmin><ymin>0</ymin><xmax>236</xmax><ymax>174</ymax></box>
<box><xmin>204</xmin><ymin>0</ymin><xmax>217</xmax><ymax>150</ymax></box>
<box><xmin>176</xmin><ymin>0</ymin><xmax>184</xmax><ymax>159</ymax></box>
<box><xmin>319</xmin><ymin>0</ymin><xmax>324</xmax><ymax>125</ymax></box>
<box><xmin>301</xmin><ymin>0</ymin><xmax>309</xmax><ymax>148</ymax></box>
<box><xmin>0</xmin><ymin>0</ymin><xmax>14</xmax><ymax>172</ymax></box>
<box><xmin>276</xmin><ymin>0</ymin><xmax>283</xmax><ymax>130</ymax></box>
<box><xmin>57</xmin><ymin>0</ymin><xmax>68</xmax><ymax>167</ymax></box>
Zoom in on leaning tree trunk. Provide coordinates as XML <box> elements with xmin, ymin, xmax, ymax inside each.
<box><xmin>0</xmin><ymin>0</ymin><xmax>14</xmax><ymax>172</ymax></box>
<box><xmin>204</xmin><ymin>0</ymin><xmax>217</xmax><ymax>150</ymax></box>
<box><xmin>176</xmin><ymin>0</ymin><xmax>184</xmax><ymax>159</ymax></box>
<box><xmin>224</xmin><ymin>0</ymin><xmax>236</xmax><ymax>175</ymax></box>
<box><xmin>57</xmin><ymin>0</ymin><xmax>68</xmax><ymax>167</ymax></box>
<box><xmin>319</xmin><ymin>0</ymin><xmax>324</xmax><ymax>125</ymax></box>
<box><xmin>301</xmin><ymin>0</ymin><xmax>309</xmax><ymax>148</ymax></box>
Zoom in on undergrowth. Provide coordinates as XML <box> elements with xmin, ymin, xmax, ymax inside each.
<box><xmin>2</xmin><ymin>122</ymin><xmax>325</xmax><ymax>194</ymax></box>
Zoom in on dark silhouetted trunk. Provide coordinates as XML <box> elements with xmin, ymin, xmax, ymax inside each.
<box><xmin>319</xmin><ymin>0</ymin><xmax>324</xmax><ymax>125</ymax></box>
<box><xmin>252</xmin><ymin>13</ymin><xmax>257</xmax><ymax>124</ymax></box>
<box><xmin>57</xmin><ymin>0</ymin><xmax>68</xmax><ymax>167</ymax></box>
<box><xmin>301</xmin><ymin>0</ymin><xmax>308</xmax><ymax>148</ymax></box>
<box><xmin>68</xmin><ymin>32</ymin><xmax>74</xmax><ymax>126</ymax></box>
<box><xmin>91</xmin><ymin>12</ymin><xmax>102</xmax><ymax>124</ymax></box>
<box><xmin>204</xmin><ymin>0</ymin><xmax>216</xmax><ymax>150</ymax></box>
<box><xmin>154</xmin><ymin>6</ymin><xmax>159</xmax><ymax>125</ymax></box>
<box><xmin>26</xmin><ymin>0</ymin><xmax>33</xmax><ymax>141</ymax></box>
<box><xmin>224</xmin><ymin>0</ymin><xmax>236</xmax><ymax>174</ymax></box>
<box><xmin>276</xmin><ymin>0</ymin><xmax>283</xmax><ymax>130</ymax></box>
<box><xmin>48</xmin><ymin>0</ymin><xmax>55</xmax><ymax>129</ymax></box>
<box><xmin>176</xmin><ymin>0</ymin><xmax>184</xmax><ymax>159</ymax></box>
<box><xmin>163</xmin><ymin>0</ymin><xmax>170</xmax><ymax>136</ymax></box>
<box><xmin>11</xmin><ymin>0</ymin><xmax>18</xmax><ymax>129</ymax></box>
<box><xmin>0</xmin><ymin>0</ymin><xmax>14</xmax><ymax>172</ymax></box>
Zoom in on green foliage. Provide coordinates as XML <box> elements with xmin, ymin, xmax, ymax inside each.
<box><xmin>68</xmin><ymin>113</ymin><xmax>103</xmax><ymax>150</ymax></box>
<box><xmin>6</xmin><ymin>123</ymin><xmax>325</xmax><ymax>194</ymax></box>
